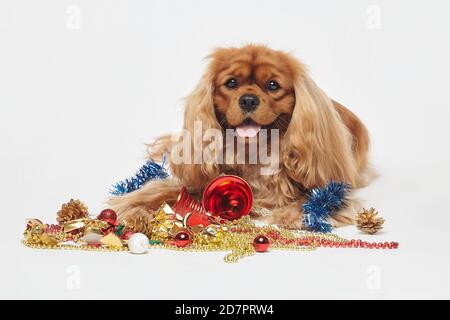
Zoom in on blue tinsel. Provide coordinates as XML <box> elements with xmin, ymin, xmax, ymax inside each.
<box><xmin>111</xmin><ymin>160</ymin><xmax>169</xmax><ymax>195</ymax></box>
<box><xmin>302</xmin><ymin>181</ymin><xmax>351</xmax><ymax>233</ymax></box>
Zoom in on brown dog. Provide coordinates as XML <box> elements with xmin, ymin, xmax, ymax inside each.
<box><xmin>109</xmin><ymin>45</ymin><xmax>372</xmax><ymax>229</ymax></box>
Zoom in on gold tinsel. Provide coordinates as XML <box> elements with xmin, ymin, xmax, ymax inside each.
<box><xmin>57</xmin><ymin>199</ymin><xmax>89</xmax><ymax>225</ymax></box>
<box><xmin>356</xmin><ymin>208</ymin><xmax>385</xmax><ymax>234</ymax></box>
<box><xmin>123</xmin><ymin>211</ymin><xmax>155</xmax><ymax>238</ymax></box>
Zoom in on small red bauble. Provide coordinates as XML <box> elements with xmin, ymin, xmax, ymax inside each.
<box><xmin>97</xmin><ymin>209</ymin><xmax>119</xmax><ymax>226</ymax></box>
<box><xmin>174</xmin><ymin>231</ymin><xmax>192</xmax><ymax>248</ymax></box>
<box><xmin>253</xmin><ymin>235</ymin><xmax>271</xmax><ymax>253</ymax></box>
<box><xmin>120</xmin><ymin>230</ymin><xmax>134</xmax><ymax>240</ymax></box>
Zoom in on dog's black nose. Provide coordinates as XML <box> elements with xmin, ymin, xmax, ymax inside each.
<box><xmin>239</xmin><ymin>94</ymin><xmax>260</xmax><ymax>112</ymax></box>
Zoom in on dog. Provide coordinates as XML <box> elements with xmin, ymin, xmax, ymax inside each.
<box><xmin>108</xmin><ymin>44</ymin><xmax>372</xmax><ymax>229</ymax></box>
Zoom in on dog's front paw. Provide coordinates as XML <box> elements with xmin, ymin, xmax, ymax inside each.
<box><xmin>267</xmin><ymin>203</ymin><xmax>304</xmax><ymax>230</ymax></box>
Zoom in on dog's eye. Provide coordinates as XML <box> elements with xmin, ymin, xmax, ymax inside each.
<box><xmin>225</xmin><ymin>78</ymin><xmax>238</xmax><ymax>89</ymax></box>
<box><xmin>267</xmin><ymin>80</ymin><xmax>280</xmax><ymax>91</ymax></box>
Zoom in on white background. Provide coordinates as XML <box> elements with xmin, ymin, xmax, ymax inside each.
<box><xmin>1</xmin><ymin>0</ymin><xmax>449</xmax><ymax>299</ymax></box>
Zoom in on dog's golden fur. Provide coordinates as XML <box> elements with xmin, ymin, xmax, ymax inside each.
<box><xmin>108</xmin><ymin>45</ymin><xmax>372</xmax><ymax>229</ymax></box>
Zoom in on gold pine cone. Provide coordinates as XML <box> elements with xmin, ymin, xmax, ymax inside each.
<box><xmin>356</xmin><ymin>208</ymin><xmax>385</xmax><ymax>234</ymax></box>
<box><xmin>123</xmin><ymin>212</ymin><xmax>154</xmax><ymax>238</ymax></box>
<box><xmin>57</xmin><ymin>199</ymin><xmax>89</xmax><ymax>225</ymax></box>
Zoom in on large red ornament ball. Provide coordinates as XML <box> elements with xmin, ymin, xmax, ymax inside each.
<box><xmin>97</xmin><ymin>209</ymin><xmax>118</xmax><ymax>225</ymax></box>
<box><xmin>174</xmin><ymin>231</ymin><xmax>192</xmax><ymax>248</ymax></box>
<box><xmin>202</xmin><ymin>175</ymin><xmax>253</xmax><ymax>221</ymax></box>
<box><xmin>253</xmin><ymin>235</ymin><xmax>271</xmax><ymax>253</ymax></box>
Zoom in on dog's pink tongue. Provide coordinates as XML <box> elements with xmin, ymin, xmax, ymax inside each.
<box><xmin>236</xmin><ymin>124</ymin><xmax>262</xmax><ymax>138</ymax></box>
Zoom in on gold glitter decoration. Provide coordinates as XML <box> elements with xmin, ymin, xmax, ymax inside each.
<box><xmin>100</xmin><ymin>233</ymin><xmax>123</xmax><ymax>249</ymax></box>
<box><xmin>150</xmin><ymin>203</ymin><xmax>176</xmax><ymax>240</ymax></box>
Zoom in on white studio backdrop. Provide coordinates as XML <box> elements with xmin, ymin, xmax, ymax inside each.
<box><xmin>1</xmin><ymin>0</ymin><xmax>449</xmax><ymax>299</ymax></box>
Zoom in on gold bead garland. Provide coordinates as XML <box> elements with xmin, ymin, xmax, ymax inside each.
<box><xmin>22</xmin><ymin>214</ymin><xmax>348</xmax><ymax>263</ymax></box>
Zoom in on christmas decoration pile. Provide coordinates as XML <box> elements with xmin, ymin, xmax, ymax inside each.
<box><xmin>110</xmin><ymin>161</ymin><xmax>353</xmax><ymax>233</ymax></box>
<box><xmin>22</xmin><ymin>175</ymin><xmax>399</xmax><ymax>263</ymax></box>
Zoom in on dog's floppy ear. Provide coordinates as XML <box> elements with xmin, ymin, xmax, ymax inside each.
<box><xmin>169</xmin><ymin>65</ymin><xmax>221</xmax><ymax>191</ymax></box>
<box><xmin>282</xmin><ymin>73</ymin><xmax>358</xmax><ymax>188</ymax></box>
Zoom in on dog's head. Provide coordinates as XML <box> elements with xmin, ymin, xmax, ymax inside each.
<box><xmin>174</xmin><ymin>45</ymin><xmax>357</xmax><ymax>189</ymax></box>
<box><xmin>210</xmin><ymin>46</ymin><xmax>299</xmax><ymax>137</ymax></box>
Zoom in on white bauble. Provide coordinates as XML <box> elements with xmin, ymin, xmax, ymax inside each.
<box><xmin>128</xmin><ymin>233</ymin><xmax>149</xmax><ymax>254</ymax></box>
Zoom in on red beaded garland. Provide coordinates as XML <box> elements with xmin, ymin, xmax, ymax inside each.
<box><xmin>44</xmin><ymin>224</ymin><xmax>63</xmax><ymax>234</ymax></box>
<box><xmin>253</xmin><ymin>235</ymin><xmax>271</xmax><ymax>253</ymax></box>
<box><xmin>257</xmin><ymin>230</ymin><xmax>398</xmax><ymax>251</ymax></box>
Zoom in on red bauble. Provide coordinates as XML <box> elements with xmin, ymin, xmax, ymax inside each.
<box><xmin>202</xmin><ymin>175</ymin><xmax>253</xmax><ymax>221</ymax></box>
<box><xmin>120</xmin><ymin>230</ymin><xmax>134</xmax><ymax>240</ymax></box>
<box><xmin>253</xmin><ymin>235</ymin><xmax>270</xmax><ymax>253</ymax></box>
<box><xmin>174</xmin><ymin>231</ymin><xmax>192</xmax><ymax>248</ymax></box>
<box><xmin>97</xmin><ymin>209</ymin><xmax>119</xmax><ymax>226</ymax></box>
